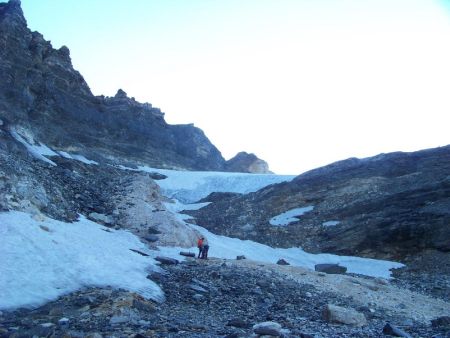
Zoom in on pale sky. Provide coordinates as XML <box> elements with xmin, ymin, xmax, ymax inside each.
<box><xmin>12</xmin><ymin>0</ymin><xmax>450</xmax><ymax>174</ymax></box>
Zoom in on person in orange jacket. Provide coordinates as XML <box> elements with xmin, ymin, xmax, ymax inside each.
<box><xmin>197</xmin><ymin>237</ymin><xmax>204</xmax><ymax>258</ymax></box>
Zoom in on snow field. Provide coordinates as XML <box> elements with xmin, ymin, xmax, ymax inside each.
<box><xmin>0</xmin><ymin>211</ymin><xmax>163</xmax><ymax>310</ymax></box>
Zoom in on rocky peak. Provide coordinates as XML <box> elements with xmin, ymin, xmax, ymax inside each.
<box><xmin>0</xmin><ymin>0</ymin><xmax>27</xmax><ymax>41</ymax></box>
<box><xmin>0</xmin><ymin>0</ymin><xmax>24</xmax><ymax>17</ymax></box>
<box><xmin>101</xmin><ymin>89</ymin><xmax>164</xmax><ymax>119</ymax></box>
<box><xmin>0</xmin><ymin>0</ymin><xmax>26</xmax><ymax>29</ymax></box>
<box><xmin>225</xmin><ymin>151</ymin><xmax>272</xmax><ymax>173</ymax></box>
<box><xmin>114</xmin><ymin>88</ymin><xmax>128</xmax><ymax>99</ymax></box>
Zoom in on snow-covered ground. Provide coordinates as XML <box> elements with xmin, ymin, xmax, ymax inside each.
<box><xmin>156</xmin><ymin>224</ymin><xmax>403</xmax><ymax>279</ymax></box>
<box><xmin>0</xmin><ymin>211</ymin><xmax>163</xmax><ymax>311</ymax></box>
<box><xmin>158</xmin><ymin>200</ymin><xmax>403</xmax><ymax>279</ymax></box>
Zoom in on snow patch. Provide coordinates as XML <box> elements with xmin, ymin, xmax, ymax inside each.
<box><xmin>269</xmin><ymin>206</ymin><xmax>314</xmax><ymax>226</ymax></box>
<box><xmin>323</xmin><ymin>220</ymin><xmax>341</xmax><ymax>227</ymax></box>
<box><xmin>0</xmin><ymin>211</ymin><xmax>163</xmax><ymax>310</ymax></box>
<box><xmin>11</xmin><ymin>129</ymin><xmax>58</xmax><ymax>166</ymax></box>
<box><xmin>59</xmin><ymin>151</ymin><xmax>98</xmax><ymax>165</ymax></box>
<box><xmin>10</xmin><ymin>128</ymin><xmax>98</xmax><ymax>166</ymax></box>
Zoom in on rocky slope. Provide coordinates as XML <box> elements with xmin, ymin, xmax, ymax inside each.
<box><xmin>0</xmin><ymin>117</ymin><xmax>202</xmax><ymax>249</ymax></box>
<box><xmin>0</xmin><ymin>0</ymin><xmax>268</xmax><ymax>173</ymax></box>
<box><xmin>187</xmin><ymin>146</ymin><xmax>450</xmax><ymax>260</ymax></box>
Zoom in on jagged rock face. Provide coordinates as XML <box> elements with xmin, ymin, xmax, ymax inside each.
<box><xmin>225</xmin><ymin>152</ymin><xmax>272</xmax><ymax>174</ymax></box>
<box><xmin>0</xmin><ymin>0</ymin><xmax>225</xmax><ymax>171</ymax></box>
<box><xmin>187</xmin><ymin>146</ymin><xmax>450</xmax><ymax>259</ymax></box>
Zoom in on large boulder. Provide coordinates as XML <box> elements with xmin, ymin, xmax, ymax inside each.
<box><xmin>253</xmin><ymin>321</ymin><xmax>284</xmax><ymax>336</ymax></box>
<box><xmin>315</xmin><ymin>263</ymin><xmax>347</xmax><ymax>274</ymax></box>
<box><xmin>322</xmin><ymin>304</ymin><xmax>367</xmax><ymax>327</ymax></box>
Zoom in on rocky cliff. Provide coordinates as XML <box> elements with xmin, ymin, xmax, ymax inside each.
<box><xmin>224</xmin><ymin>151</ymin><xmax>272</xmax><ymax>174</ymax></box>
<box><xmin>0</xmin><ymin>0</ymin><xmax>268</xmax><ymax>172</ymax></box>
<box><xmin>187</xmin><ymin>146</ymin><xmax>450</xmax><ymax>260</ymax></box>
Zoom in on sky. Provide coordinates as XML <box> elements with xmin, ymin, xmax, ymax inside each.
<box><xmin>8</xmin><ymin>0</ymin><xmax>450</xmax><ymax>174</ymax></box>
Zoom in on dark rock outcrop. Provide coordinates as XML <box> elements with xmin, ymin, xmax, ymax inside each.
<box><xmin>187</xmin><ymin>146</ymin><xmax>450</xmax><ymax>259</ymax></box>
<box><xmin>315</xmin><ymin>264</ymin><xmax>347</xmax><ymax>275</ymax></box>
<box><xmin>225</xmin><ymin>152</ymin><xmax>272</xmax><ymax>174</ymax></box>
<box><xmin>382</xmin><ymin>323</ymin><xmax>413</xmax><ymax>338</ymax></box>
<box><xmin>0</xmin><ymin>0</ymin><xmax>269</xmax><ymax>172</ymax></box>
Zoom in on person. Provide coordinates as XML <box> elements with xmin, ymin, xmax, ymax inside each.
<box><xmin>201</xmin><ymin>237</ymin><xmax>209</xmax><ymax>259</ymax></box>
<box><xmin>197</xmin><ymin>237</ymin><xmax>204</xmax><ymax>258</ymax></box>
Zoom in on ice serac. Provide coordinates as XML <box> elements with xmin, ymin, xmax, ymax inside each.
<box><xmin>0</xmin><ymin>0</ymin><xmax>240</xmax><ymax>171</ymax></box>
<box><xmin>187</xmin><ymin>146</ymin><xmax>450</xmax><ymax>260</ymax></box>
<box><xmin>225</xmin><ymin>152</ymin><xmax>273</xmax><ymax>174</ymax></box>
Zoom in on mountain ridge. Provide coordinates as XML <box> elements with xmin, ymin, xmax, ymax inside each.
<box><xmin>187</xmin><ymin>145</ymin><xmax>450</xmax><ymax>260</ymax></box>
<box><xmin>0</xmin><ymin>0</ymin><xmax>270</xmax><ymax>173</ymax></box>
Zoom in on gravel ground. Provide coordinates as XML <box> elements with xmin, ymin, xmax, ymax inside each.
<box><xmin>1</xmin><ymin>257</ymin><xmax>449</xmax><ymax>338</ymax></box>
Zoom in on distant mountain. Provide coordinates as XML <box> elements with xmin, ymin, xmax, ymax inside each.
<box><xmin>0</xmin><ymin>0</ymin><xmax>268</xmax><ymax>172</ymax></box>
<box><xmin>187</xmin><ymin>146</ymin><xmax>450</xmax><ymax>260</ymax></box>
<box><xmin>224</xmin><ymin>152</ymin><xmax>273</xmax><ymax>174</ymax></box>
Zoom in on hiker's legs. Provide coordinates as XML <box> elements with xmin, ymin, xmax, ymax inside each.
<box><xmin>202</xmin><ymin>245</ymin><xmax>209</xmax><ymax>259</ymax></box>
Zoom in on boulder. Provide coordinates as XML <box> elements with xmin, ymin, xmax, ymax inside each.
<box><xmin>132</xmin><ymin>299</ymin><xmax>156</xmax><ymax>313</ymax></box>
<box><xmin>253</xmin><ymin>321</ymin><xmax>283</xmax><ymax>336</ymax></box>
<box><xmin>179</xmin><ymin>251</ymin><xmax>196</xmax><ymax>258</ymax></box>
<box><xmin>155</xmin><ymin>256</ymin><xmax>179</xmax><ymax>265</ymax></box>
<box><xmin>236</xmin><ymin>255</ymin><xmax>246</xmax><ymax>260</ymax></box>
<box><xmin>322</xmin><ymin>304</ymin><xmax>367</xmax><ymax>327</ymax></box>
<box><xmin>148</xmin><ymin>172</ymin><xmax>167</xmax><ymax>180</ymax></box>
<box><xmin>382</xmin><ymin>323</ymin><xmax>412</xmax><ymax>338</ymax></box>
<box><xmin>277</xmin><ymin>258</ymin><xmax>290</xmax><ymax>265</ymax></box>
<box><xmin>144</xmin><ymin>235</ymin><xmax>159</xmax><ymax>242</ymax></box>
<box><xmin>431</xmin><ymin>316</ymin><xmax>450</xmax><ymax>328</ymax></box>
<box><xmin>315</xmin><ymin>263</ymin><xmax>347</xmax><ymax>274</ymax></box>
<box><xmin>88</xmin><ymin>212</ymin><xmax>113</xmax><ymax>225</ymax></box>
<box><xmin>227</xmin><ymin>318</ymin><xmax>251</xmax><ymax>328</ymax></box>
<box><xmin>57</xmin><ymin>317</ymin><xmax>69</xmax><ymax>329</ymax></box>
